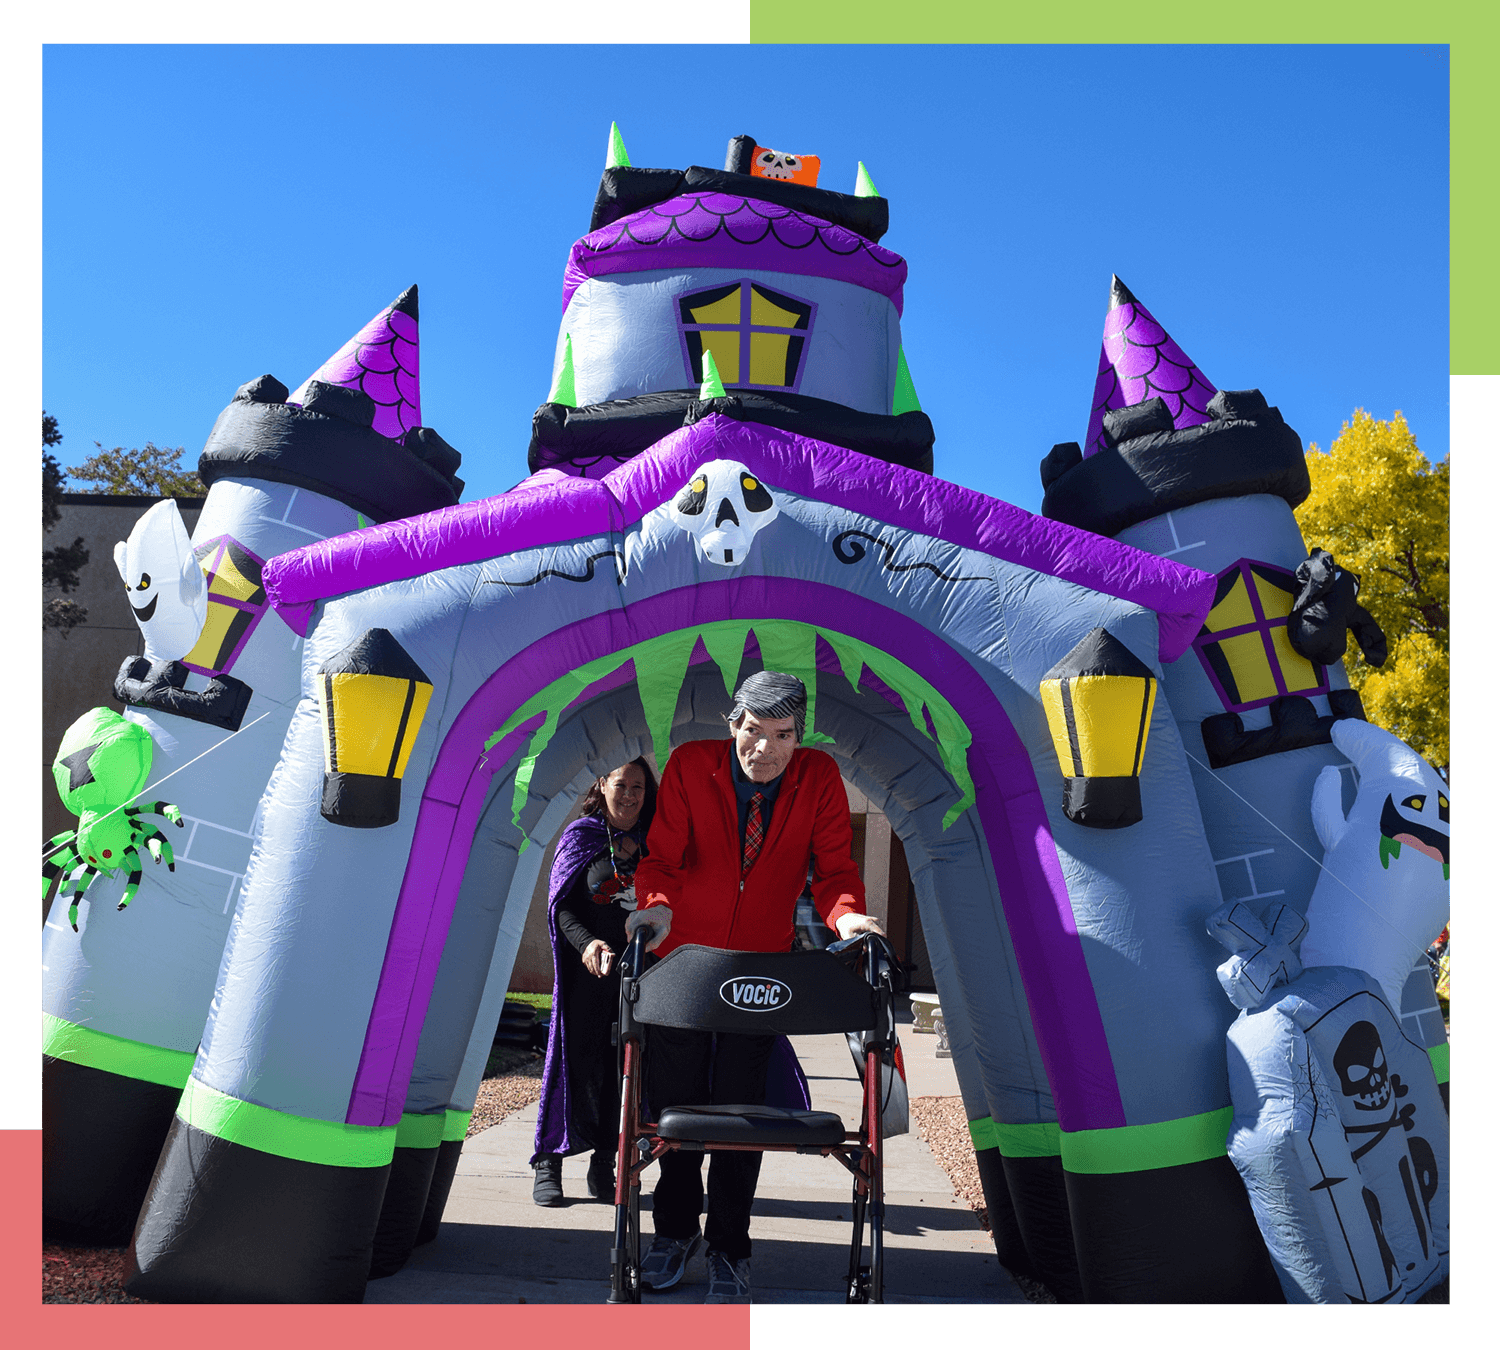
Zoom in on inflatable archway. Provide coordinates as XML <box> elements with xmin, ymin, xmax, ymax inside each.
<box><xmin>43</xmin><ymin>129</ymin><xmax>1446</xmax><ymax>1305</ymax></box>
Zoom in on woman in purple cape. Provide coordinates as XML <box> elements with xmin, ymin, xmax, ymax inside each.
<box><xmin>532</xmin><ymin>759</ymin><xmax>656</xmax><ymax>1205</ymax></box>
<box><xmin>531</xmin><ymin>753</ymin><xmax>813</xmax><ymax>1207</ymax></box>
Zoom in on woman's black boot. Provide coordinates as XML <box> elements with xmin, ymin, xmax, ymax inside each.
<box><xmin>586</xmin><ymin>1150</ymin><xmax>616</xmax><ymax>1201</ymax></box>
<box><xmin>532</xmin><ymin>1154</ymin><xmax>564</xmax><ymax>1207</ymax></box>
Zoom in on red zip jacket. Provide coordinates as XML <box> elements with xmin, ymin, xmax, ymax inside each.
<box><xmin>635</xmin><ymin>738</ymin><xmax>865</xmax><ymax>956</ymax></box>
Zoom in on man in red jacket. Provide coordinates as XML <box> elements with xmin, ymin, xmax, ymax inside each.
<box><xmin>625</xmin><ymin>671</ymin><xmax>884</xmax><ymax>1302</ymax></box>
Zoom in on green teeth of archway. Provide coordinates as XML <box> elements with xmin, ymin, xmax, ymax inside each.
<box><xmin>485</xmin><ymin>619</ymin><xmax>976</xmax><ymax>846</ymax></box>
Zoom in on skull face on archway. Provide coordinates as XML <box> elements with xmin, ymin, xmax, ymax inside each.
<box><xmin>667</xmin><ymin>459</ymin><xmax>782</xmax><ymax>567</ymax></box>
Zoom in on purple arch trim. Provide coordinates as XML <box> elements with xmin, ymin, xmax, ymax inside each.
<box><xmin>264</xmin><ymin>416</ymin><xmax>1215</xmax><ymax>662</ymax></box>
<box><xmin>562</xmin><ymin>192</ymin><xmax>908</xmax><ymax>315</ymax></box>
<box><xmin>345</xmin><ymin>579</ymin><xmax>1127</xmax><ymax>1133</ymax></box>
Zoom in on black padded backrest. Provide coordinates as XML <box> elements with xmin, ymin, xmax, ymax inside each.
<box><xmin>632</xmin><ymin>946</ymin><xmax>877</xmax><ymax>1036</ymax></box>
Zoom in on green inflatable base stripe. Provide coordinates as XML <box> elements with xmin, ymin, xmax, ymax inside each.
<box><xmin>969</xmin><ymin>1116</ymin><xmax>1061</xmax><ymax>1157</ymax></box>
<box><xmin>1429</xmin><ymin>1043</ymin><xmax>1449</xmax><ymax>1083</ymax></box>
<box><xmin>1059</xmin><ymin>1106</ymin><xmax>1234</xmax><ymax>1175</ymax></box>
<box><xmin>396</xmin><ymin>1112</ymin><xmax>447</xmax><ymax>1149</ymax></box>
<box><xmin>443</xmin><ymin>1109</ymin><xmax>472</xmax><ymax>1142</ymax></box>
<box><xmin>42</xmin><ymin>1012</ymin><xmax>194</xmax><ymax>1090</ymax></box>
<box><xmin>177</xmin><ymin>1078</ymin><xmax>396</xmax><ymax>1168</ymax></box>
<box><xmin>956</xmin><ymin>1110</ymin><xmax>1235</xmax><ymax>1171</ymax></box>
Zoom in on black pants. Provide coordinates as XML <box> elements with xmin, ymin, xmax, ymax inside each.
<box><xmin>646</xmin><ymin>1025</ymin><xmax>776</xmax><ymax>1262</ymax></box>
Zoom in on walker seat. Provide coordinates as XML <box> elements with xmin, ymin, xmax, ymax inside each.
<box><xmin>607</xmin><ymin>931</ymin><xmax>901</xmax><ymax>1305</ymax></box>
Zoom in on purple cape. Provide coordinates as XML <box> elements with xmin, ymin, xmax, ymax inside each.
<box><xmin>532</xmin><ymin>816</ymin><xmax>811</xmax><ymax>1161</ymax></box>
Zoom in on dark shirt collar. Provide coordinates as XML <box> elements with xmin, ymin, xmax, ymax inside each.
<box><xmin>729</xmin><ymin>743</ymin><xmax>785</xmax><ymax>841</ymax></box>
<box><xmin>730</xmin><ymin>745</ymin><xmax>785</xmax><ymax>803</ymax></box>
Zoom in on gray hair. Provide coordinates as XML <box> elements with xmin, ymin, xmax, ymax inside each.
<box><xmin>727</xmin><ymin>670</ymin><xmax>807</xmax><ymax>743</ymax></box>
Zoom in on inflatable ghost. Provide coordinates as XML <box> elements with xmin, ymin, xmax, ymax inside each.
<box><xmin>1299</xmin><ymin>718</ymin><xmax>1450</xmax><ymax>1011</ymax></box>
<box><xmin>113</xmin><ymin>499</ymin><xmax>208</xmax><ymax>662</ymax></box>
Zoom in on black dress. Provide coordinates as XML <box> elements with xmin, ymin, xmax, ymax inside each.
<box><xmin>550</xmin><ymin>838</ymin><xmax>642</xmax><ymax>1155</ymax></box>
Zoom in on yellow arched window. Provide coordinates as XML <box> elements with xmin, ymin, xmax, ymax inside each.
<box><xmin>181</xmin><ymin>536</ymin><xmax>268</xmax><ymax>679</ymax></box>
<box><xmin>678</xmin><ymin>280</ymin><xmax>814</xmax><ymax>391</ymax></box>
<box><xmin>1193</xmin><ymin>559</ymin><xmax>1328</xmax><ymax>711</ymax></box>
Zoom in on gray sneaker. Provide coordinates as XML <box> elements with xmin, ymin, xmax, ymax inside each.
<box><xmin>704</xmin><ymin>1249</ymin><xmax>751</xmax><ymax>1303</ymax></box>
<box><xmin>640</xmin><ymin>1232</ymin><xmax>704</xmax><ymax>1291</ymax></box>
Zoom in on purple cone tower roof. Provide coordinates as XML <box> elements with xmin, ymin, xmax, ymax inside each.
<box><xmin>1082</xmin><ymin>276</ymin><xmax>1218</xmax><ymax>457</ymax></box>
<box><xmin>563</xmin><ymin>192</ymin><xmax>908</xmax><ymax>314</ymax></box>
<box><xmin>291</xmin><ymin>285</ymin><xmax>422</xmax><ymax>441</ymax></box>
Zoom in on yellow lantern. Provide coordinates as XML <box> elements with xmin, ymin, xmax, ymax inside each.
<box><xmin>1039</xmin><ymin>628</ymin><xmax>1157</xmax><ymax>829</ymax></box>
<box><xmin>317</xmin><ymin>628</ymin><xmax>433</xmax><ymax>828</ymax></box>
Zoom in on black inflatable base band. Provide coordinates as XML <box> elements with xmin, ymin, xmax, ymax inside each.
<box><xmin>1001</xmin><ymin>1153</ymin><xmax>1085</xmax><ymax>1303</ymax></box>
<box><xmin>415</xmin><ymin>1137</ymin><xmax>465</xmax><ymax>1246</ymax></box>
<box><xmin>1064</xmin><ymin>1155</ymin><xmax>1285</xmax><ymax>1303</ymax></box>
<box><xmin>368</xmin><ymin>1144</ymin><xmax>441</xmax><ymax>1278</ymax></box>
<box><xmin>971</xmin><ymin>1146</ymin><xmax>1037</xmax><ymax>1281</ymax></box>
<box><xmin>43</xmin><ymin>1056</ymin><xmax>184</xmax><ymax>1247</ymax></box>
<box><xmin>127</xmin><ymin>1118</ymin><xmax>390</xmax><ymax>1303</ymax></box>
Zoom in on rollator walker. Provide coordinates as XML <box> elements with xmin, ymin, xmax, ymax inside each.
<box><xmin>607</xmin><ymin>927</ymin><xmax>902</xmax><ymax>1304</ymax></box>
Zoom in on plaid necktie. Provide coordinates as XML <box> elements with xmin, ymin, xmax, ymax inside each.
<box><xmin>742</xmin><ymin>792</ymin><xmax>767</xmax><ymax>873</ymax></box>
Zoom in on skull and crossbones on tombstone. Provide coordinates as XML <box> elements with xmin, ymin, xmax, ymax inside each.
<box><xmin>1333</xmin><ymin>1020</ymin><xmax>1415</xmax><ymax>1162</ymax></box>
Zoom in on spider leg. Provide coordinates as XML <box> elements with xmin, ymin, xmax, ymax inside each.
<box><xmin>136</xmin><ymin>801</ymin><xmax>185</xmax><ymax>827</ymax></box>
<box><xmin>43</xmin><ymin>835</ymin><xmax>80</xmax><ymax>901</ymax></box>
<box><xmin>142</xmin><ymin>827</ymin><xmax>176</xmax><ymax>870</ymax></box>
<box><xmin>62</xmin><ymin>862</ymin><xmax>97</xmax><ymax>931</ymax></box>
<box><xmin>117</xmin><ymin>851</ymin><xmax>144</xmax><ymax>912</ymax></box>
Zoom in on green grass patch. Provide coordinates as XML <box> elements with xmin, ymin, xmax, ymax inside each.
<box><xmin>505</xmin><ymin>993</ymin><xmax>553</xmax><ymax>1014</ymax></box>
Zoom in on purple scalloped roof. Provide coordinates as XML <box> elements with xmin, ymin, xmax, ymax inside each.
<box><xmin>264</xmin><ymin>414</ymin><xmax>1215</xmax><ymax>662</ymax></box>
<box><xmin>292</xmin><ymin>286</ymin><xmax>422</xmax><ymax>441</ymax></box>
<box><xmin>1082</xmin><ymin>278</ymin><xmax>1217</xmax><ymax>457</ymax></box>
<box><xmin>563</xmin><ymin>192</ymin><xmax>908</xmax><ymax>315</ymax></box>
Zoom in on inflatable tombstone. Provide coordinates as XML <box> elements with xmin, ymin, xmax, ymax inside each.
<box><xmin>41</xmin><ymin>286</ymin><xmax>465</xmax><ymax>1245</ymax></box>
<box><xmin>1209</xmin><ymin>934</ymin><xmax>1449</xmax><ymax>1302</ymax></box>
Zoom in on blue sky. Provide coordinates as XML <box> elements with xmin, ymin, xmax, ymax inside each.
<box><xmin>43</xmin><ymin>43</ymin><xmax>1447</xmax><ymax>511</ymax></box>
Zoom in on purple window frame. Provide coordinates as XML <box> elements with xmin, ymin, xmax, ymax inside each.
<box><xmin>181</xmin><ymin>535</ymin><xmax>270</xmax><ymax>679</ymax></box>
<box><xmin>1192</xmin><ymin>558</ymin><xmax>1329</xmax><ymax>712</ymax></box>
<box><xmin>675</xmin><ymin>278</ymin><xmax>817</xmax><ymax>393</ymax></box>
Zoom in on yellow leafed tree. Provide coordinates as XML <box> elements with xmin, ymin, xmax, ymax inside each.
<box><xmin>1295</xmin><ymin>410</ymin><xmax>1448</xmax><ymax>771</ymax></box>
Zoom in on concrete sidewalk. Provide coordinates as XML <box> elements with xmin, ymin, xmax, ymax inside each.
<box><xmin>364</xmin><ymin>1004</ymin><xmax>1026</xmax><ymax>1304</ymax></box>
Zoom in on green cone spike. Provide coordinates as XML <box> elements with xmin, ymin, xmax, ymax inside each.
<box><xmin>892</xmin><ymin>347</ymin><xmax>921</xmax><ymax>414</ymax></box>
<box><xmin>548</xmin><ymin>333</ymin><xmax>577</xmax><ymax>407</ymax></box>
<box><xmin>699</xmin><ymin>349</ymin><xmax>726</xmax><ymax>399</ymax></box>
<box><xmin>854</xmin><ymin>161</ymin><xmax>880</xmax><ymax>198</ymax></box>
<box><xmin>606</xmin><ymin>122</ymin><xmax>631</xmax><ymax>170</ymax></box>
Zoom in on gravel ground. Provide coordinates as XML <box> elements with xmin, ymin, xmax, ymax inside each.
<box><xmin>466</xmin><ymin>1056</ymin><xmax>545</xmax><ymax>1136</ymax></box>
<box><xmin>43</xmin><ymin>1244</ymin><xmax>147</xmax><ymax>1304</ymax></box>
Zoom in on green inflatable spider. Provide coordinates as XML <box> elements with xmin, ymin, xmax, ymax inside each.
<box><xmin>43</xmin><ymin>707</ymin><xmax>184</xmax><ymax>931</ymax></box>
